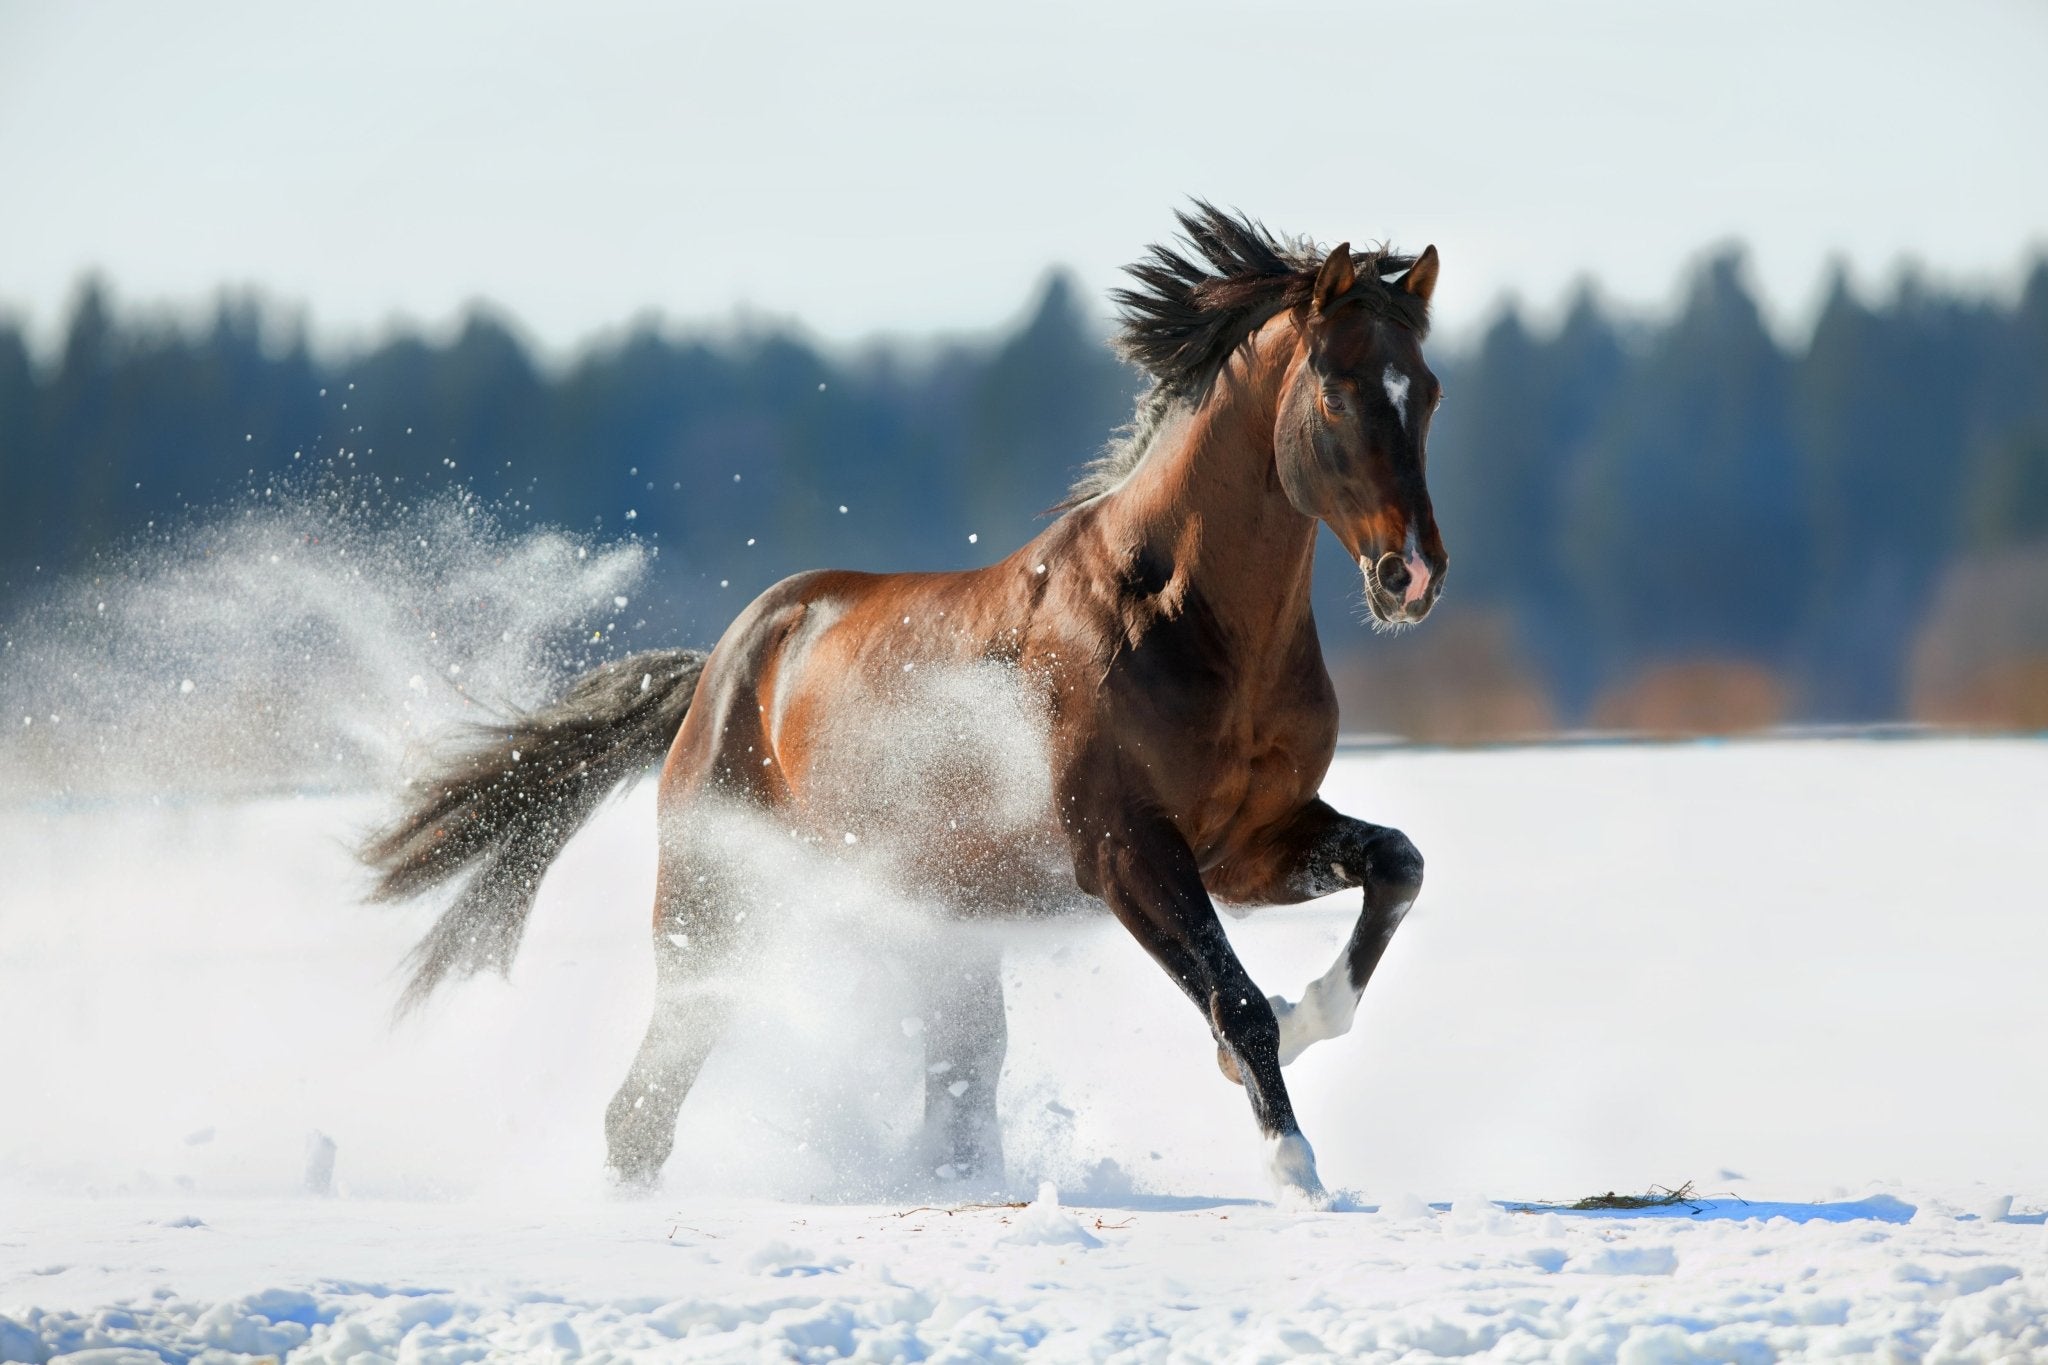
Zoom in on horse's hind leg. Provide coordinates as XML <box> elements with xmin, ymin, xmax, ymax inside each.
<box><xmin>918</xmin><ymin>939</ymin><xmax>1007</xmax><ymax>1183</ymax></box>
<box><xmin>604</xmin><ymin>874</ymin><xmax>743</xmax><ymax>1186</ymax></box>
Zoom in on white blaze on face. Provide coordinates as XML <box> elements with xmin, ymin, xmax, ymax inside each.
<box><xmin>1382</xmin><ymin>363</ymin><xmax>1411</xmax><ymax>432</ymax></box>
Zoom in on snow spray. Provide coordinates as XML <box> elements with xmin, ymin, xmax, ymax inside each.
<box><xmin>0</xmin><ymin>477</ymin><xmax>1159</xmax><ymax>1204</ymax></box>
<box><xmin>0</xmin><ymin>480</ymin><xmax>644</xmax><ymax>799</ymax></box>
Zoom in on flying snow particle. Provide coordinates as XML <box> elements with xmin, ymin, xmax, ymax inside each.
<box><xmin>178</xmin><ymin>679</ymin><xmax>195</xmax><ymax>695</ymax></box>
<box><xmin>614</xmin><ymin>596</ymin><xmax>630</xmax><ymax>609</ymax></box>
<box><xmin>968</xmin><ymin>533</ymin><xmax>978</xmax><ymax>544</ymax></box>
<box><xmin>817</xmin><ymin>382</ymin><xmax>827</xmax><ymax>392</ymax></box>
<box><xmin>640</xmin><ymin>673</ymin><xmax>652</xmax><ymax>692</ymax></box>
<box><xmin>838</xmin><ymin>505</ymin><xmax>848</xmax><ymax>514</ymax></box>
<box><xmin>844</xmin><ymin>832</ymin><xmax>859</xmax><ymax>845</ymax></box>
<box><xmin>625</xmin><ymin>509</ymin><xmax>638</xmax><ymax>521</ymax></box>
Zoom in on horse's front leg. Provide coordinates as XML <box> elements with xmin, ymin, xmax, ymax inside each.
<box><xmin>1068</xmin><ymin>790</ymin><xmax>1328</xmax><ymax>1206</ymax></box>
<box><xmin>1209</xmin><ymin>800</ymin><xmax>1424</xmax><ymax>1067</ymax></box>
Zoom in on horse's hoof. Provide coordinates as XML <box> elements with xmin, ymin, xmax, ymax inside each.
<box><xmin>1265</xmin><ymin>1131</ymin><xmax>1330</xmax><ymax>1210</ymax></box>
<box><xmin>1215</xmin><ymin>1044</ymin><xmax>1244</xmax><ymax>1086</ymax></box>
<box><xmin>604</xmin><ymin>1157</ymin><xmax>664</xmax><ymax>1196</ymax></box>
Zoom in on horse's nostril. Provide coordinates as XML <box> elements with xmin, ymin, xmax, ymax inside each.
<box><xmin>1374</xmin><ymin>551</ymin><xmax>1409</xmax><ymax>595</ymax></box>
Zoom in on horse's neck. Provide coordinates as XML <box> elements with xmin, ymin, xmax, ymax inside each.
<box><xmin>1101</xmin><ymin>333</ymin><xmax>1320</xmax><ymax>645</ymax></box>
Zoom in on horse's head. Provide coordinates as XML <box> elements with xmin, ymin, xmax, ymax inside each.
<box><xmin>1274</xmin><ymin>243</ymin><xmax>1447</xmax><ymax>627</ymax></box>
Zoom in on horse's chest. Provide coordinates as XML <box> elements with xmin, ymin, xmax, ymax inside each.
<box><xmin>1179</xmin><ymin>723</ymin><xmax>1327</xmax><ymax>860</ymax></box>
<box><xmin>1101</xmin><ymin>616</ymin><xmax>1334</xmax><ymax>855</ymax></box>
<box><xmin>1117</xmin><ymin>687</ymin><xmax>1332</xmax><ymax>859</ymax></box>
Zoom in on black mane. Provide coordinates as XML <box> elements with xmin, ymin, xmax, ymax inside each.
<box><xmin>1067</xmin><ymin>203</ymin><xmax>1428</xmax><ymax>506</ymax></box>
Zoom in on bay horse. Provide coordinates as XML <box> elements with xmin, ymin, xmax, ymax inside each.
<box><xmin>363</xmin><ymin>205</ymin><xmax>1448</xmax><ymax>1205</ymax></box>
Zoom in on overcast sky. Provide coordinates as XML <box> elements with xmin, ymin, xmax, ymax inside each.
<box><xmin>2</xmin><ymin>0</ymin><xmax>2044</xmax><ymax>355</ymax></box>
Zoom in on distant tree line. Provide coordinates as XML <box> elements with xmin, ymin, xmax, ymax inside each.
<box><xmin>3</xmin><ymin>253</ymin><xmax>2045</xmax><ymax>729</ymax></box>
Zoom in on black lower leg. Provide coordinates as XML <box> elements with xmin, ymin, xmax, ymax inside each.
<box><xmin>604</xmin><ymin>893</ymin><xmax>745</xmax><ymax>1187</ymax></box>
<box><xmin>604</xmin><ymin>973</ymin><xmax>730</xmax><ymax>1185</ymax></box>
<box><xmin>1068</xmin><ymin>790</ymin><xmax>1322</xmax><ymax>1196</ymax></box>
<box><xmin>1342</xmin><ymin>825</ymin><xmax>1424</xmax><ymax>991</ymax></box>
<box><xmin>920</xmin><ymin>947</ymin><xmax>1008</xmax><ymax>1180</ymax></box>
<box><xmin>1207</xmin><ymin>960</ymin><xmax>1298</xmax><ymax>1138</ymax></box>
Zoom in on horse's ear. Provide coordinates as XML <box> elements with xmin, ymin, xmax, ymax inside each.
<box><xmin>1312</xmin><ymin>244</ymin><xmax>1356</xmax><ymax>315</ymax></box>
<box><xmin>1400</xmin><ymin>245</ymin><xmax>1441</xmax><ymax>305</ymax></box>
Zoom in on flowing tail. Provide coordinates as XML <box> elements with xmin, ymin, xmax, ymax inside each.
<box><xmin>362</xmin><ymin>646</ymin><xmax>707</xmax><ymax>1014</ymax></box>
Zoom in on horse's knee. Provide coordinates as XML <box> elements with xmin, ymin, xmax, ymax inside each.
<box><xmin>1209</xmin><ymin>986</ymin><xmax>1282</xmax><ymax>1061</ymax></box>
<box><xmin>1211</xmin><ymin>985</ymin><xmax>1279</xmax><ymax>1086</ymax></box>
<box><xmin>1364</xmin><ymin>828</ymin><xmax>1423</xmax><ymax>901</ymax></box>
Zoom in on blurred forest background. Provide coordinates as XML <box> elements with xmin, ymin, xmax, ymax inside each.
<box><xmin>3</xmin><ymin>248</ymin><xmax>2046</xmax><ymax>740</ymax></box>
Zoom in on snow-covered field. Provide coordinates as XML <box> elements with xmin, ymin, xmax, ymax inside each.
<box><xmin>4</xmin><ymin>739</ymin><xmax>2045</xmax><ymax>1362</ymax></box>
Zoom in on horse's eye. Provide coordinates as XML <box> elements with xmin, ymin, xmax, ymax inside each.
<box><xmin>1319</xmin><ymin>387</ymin><xmax>1348</xmax><ymax>416</ymax></box>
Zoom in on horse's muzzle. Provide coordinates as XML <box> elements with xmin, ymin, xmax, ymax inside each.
<box><xmin>1361</xmin><ymin>551</ymin><xmax>1441</xmax><ymax>625</ymax></box>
